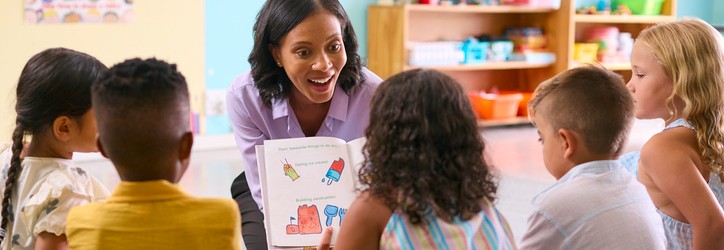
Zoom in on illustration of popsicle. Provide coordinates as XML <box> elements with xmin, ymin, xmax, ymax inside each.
<box><xmin>324</xmin><ymin>157</ymin><xmax>345</xmax><ymax>185</ymax></box>
<box><xmin>282</xmin><ymin>159</ymin><xmax>300</xmax><ymax>181</ymax></box>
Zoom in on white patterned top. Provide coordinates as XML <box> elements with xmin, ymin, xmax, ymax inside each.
<box><xmin>0</xmin><ymin>149</ymin><xmax>109</xmax><ymax>249</ymax></box>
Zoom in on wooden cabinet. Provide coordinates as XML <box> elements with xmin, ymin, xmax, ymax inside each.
<box><xmin>367</xmin><ymin>0</ymin><xmax>676</xmax><ymax>126</ymax></box>
<box><xmin>565</xmin><ymin>0</ymin><xmax>677</xmax><ymax>80</ymax></box>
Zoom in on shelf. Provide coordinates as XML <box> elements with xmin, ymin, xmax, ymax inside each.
<box><xmin>405</xmin><ymin>61</ymin><xmax>554</xmax><ymax>71</ymax></box>
<box><xmin>601</xmin><ymin>62</ymin><xmax>631</xmax><ymax>71</ymax></box>
<box><xmin>571</xmin><ymin>61</ymin><xmax>631</xmax><ymax>71</ymax></box>
<box><xmin>574</xmin><ymin>14</ymin><xmax>675</xmax><ymax>24</ymax></box>
<box><xmin>403</xmin><ymin>4</ymin><xmax>557</xmax><ymax>13</ymax></box>
<box><xmin>478</xmin><ymin>117</ymin><xmax>532</xmax><ymax>127</ymax></box>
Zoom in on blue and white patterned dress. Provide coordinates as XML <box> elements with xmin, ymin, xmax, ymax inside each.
<box><xmin>619</xmin><ymin>119</ymin><xmax>724</xmax><ymax>250</ymax></box>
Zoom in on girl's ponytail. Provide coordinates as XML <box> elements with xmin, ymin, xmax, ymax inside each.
<box><xmin>0</xmin><ymin>125</ymin><xmax>24</xmax><ymax>241</ymax></box>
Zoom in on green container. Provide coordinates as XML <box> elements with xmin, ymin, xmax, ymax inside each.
<box><xmin>613</xmin><ymin>0</ymin><xmax>665</xmax><ymax>15</ymax></box>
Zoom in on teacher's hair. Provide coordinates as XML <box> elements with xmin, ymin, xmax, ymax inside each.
<box><xmin>248</xmin><ymin>0</ymin><xmax>366</xmax><ymax>107</ymax></box>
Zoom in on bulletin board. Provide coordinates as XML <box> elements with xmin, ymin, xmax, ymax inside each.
<box><xmin>24</xmin><ymin>0</ymin><xmax>134</xmax><ymax>24</ymax></box>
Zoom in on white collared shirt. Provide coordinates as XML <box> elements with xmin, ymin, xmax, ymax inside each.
<box><xmin>519</xmin><ymin>160</ymin><xmax>666</xmax><ymax>250</ymax></box>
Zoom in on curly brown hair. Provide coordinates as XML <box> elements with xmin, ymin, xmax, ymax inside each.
<box><xmin>359</xmin><ymin>69</ymin><xmax>498</xmax><ymax>224</ymax></box>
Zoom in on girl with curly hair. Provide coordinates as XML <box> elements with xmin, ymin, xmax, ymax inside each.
<box><xmin>319</xmin><ymin>69</ymin><xmax>515</xmax><ymax>249</ymax></box>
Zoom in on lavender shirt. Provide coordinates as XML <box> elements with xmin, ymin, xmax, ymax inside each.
<box><xmin>226</xmin><ymin>68</ymin><xmax>382</xmax><ymax>209</ymax></box>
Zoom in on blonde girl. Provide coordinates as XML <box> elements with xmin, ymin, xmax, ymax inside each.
<box><xmin>627</xmin><ymin>18</ymin><xmax>724</xmax><ymax>249</ymax></box>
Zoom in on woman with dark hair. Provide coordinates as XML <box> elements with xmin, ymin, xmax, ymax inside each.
<box><xmin>226</xmin><ymin>0</ymin><xmax>382</xmax><ymax>248</ymax></box>
<box><xmin>318</xmin><ymin>69</ymin><xmax>515</xmax><ymax>249</ymax></box>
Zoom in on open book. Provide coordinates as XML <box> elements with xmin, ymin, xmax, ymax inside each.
<box><xmin>257</xmin><ymin>137</ymin><xmax>366</xmax><ymax>249</ymax></box>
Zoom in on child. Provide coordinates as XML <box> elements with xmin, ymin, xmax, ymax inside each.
<box><xmin>519</xmin><ymin>65</ymin><xmax>666</xmax><ymax>249</ymax></box>
<box><xmin>320</xmin><ymin>69</ymin><xmax>516</xmax><ymax>249</ymax></box>
<box><xmin>626</xmin><ymin>19</ymin><xmax>724</xmax><ymax>249</ymax></box>
<box><xmin>65</xmin><ymin>58</ymin><xmax>242</xmax><ymax>249</ymax></box>
<box><xmin>0</xmin><ymin>48</ymin><xmax>110</xmax><ymax>249</ymax></box>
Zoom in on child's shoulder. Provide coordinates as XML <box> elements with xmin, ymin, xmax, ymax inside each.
<box><xmin>534</xmin><ymin>168</ymin><xmax>640</xmax><ymax>210</ymax></box>
<box><xmin>20</xmin><ymin>159</ymin><xmax>106</xmax><ymax>202</ymax></box>
<box><xmin>640</xmin><ymin>128</ymin><xmax>700</xmax><ymax>170</ymax></box>
<box><xmin>0</xmin><ymin>143</ymin><xmax>9</xmax><ymax>155</ymax></box>
<box><xmin>189</xmin><ymin>197</ymin><xmax>240</xmax><ymax>214</ymax></box>
<box><xmin>183</xmin><ymin>198</ymin><xmax>240</xmax><ymax>225</ymax></box>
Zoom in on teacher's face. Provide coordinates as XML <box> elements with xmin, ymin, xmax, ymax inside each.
<box><xmin>272</xmin><ymin>11</ymin><xmax>347</xmax><ymax>104</ymax></box>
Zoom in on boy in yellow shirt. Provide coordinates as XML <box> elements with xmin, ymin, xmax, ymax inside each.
<box><xmin>66</xmin><ymin>58</ymin><xmax>241</xmax><ymax>249</ymax></box>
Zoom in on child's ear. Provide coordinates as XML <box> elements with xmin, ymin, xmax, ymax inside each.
<box><xmin>558</xmin><ymin>128</ymin><xmax>577</xmax><ymax>160</ymax></box>
<box><xmin>176</xmin><ymin>132</ymin><xmax>194</xmax><ymax>182</ymax></box>
<box><xmin>178</xmin><ymin>131</ymin><xmax>193</xmax><ymax>161</ymax></box>
<box><xmin>52</xmin><ymin>116</ymin><xmax>73</xmax><ymax>142</ymax></box>
<box><xmin>96</xmin><ymin>136</ymin><xmax>109</xmax><ymax>159</ymax></box>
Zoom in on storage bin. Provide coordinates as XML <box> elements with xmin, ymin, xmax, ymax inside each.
<box><xmin>468</xmin><ymin>92</ymin><xmax>524</xmax><ymax>120</ymax></box>
<box><xmin>613</xmin><ymin>0</ymin><xmax>665</xmax><ymax>15</ymax></box>
<box><xmin>500</xmin><ymin>91</ymin><xmax>534</xmax><ymax>117</ymax></box>
<box><xmin>462</xmin><ymin>38</ymin><xmax>490</xmax><ymax>64</ymax></box>
<box><xmin>573</xmin><ymin>43</ymin><xmax>599</xmax><ymax>63</ymax></box>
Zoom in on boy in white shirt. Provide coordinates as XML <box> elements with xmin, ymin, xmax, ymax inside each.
<box><xmin>519</xmin><ymin>65</ymin><xmax>666</xmax><ymax>249</ymax></box>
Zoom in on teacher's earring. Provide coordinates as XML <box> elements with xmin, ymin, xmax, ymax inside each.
<box><xmin>276</xmin><ymin>61</ymin><xmax>282</xmax><ymax>67</ymax></box>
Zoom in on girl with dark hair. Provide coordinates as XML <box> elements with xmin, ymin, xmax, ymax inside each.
<box><xmin>0</xmin><ymin>48</ymin><xmax>109</xmax><ymax>249</ymax></box>
<box><xmin>226</xmin><ymin>0</ymin><xmax>382</xmax><ymax>248</ymax></box>
<box><xmin>318</xmin><ymin>69</ymin><xmax>515</xmax><ymax>249</ymax></box>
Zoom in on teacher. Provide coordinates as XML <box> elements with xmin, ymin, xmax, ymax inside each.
<box><xmin>226</xmin><ymin>0</ymin><xmax>382</xmax><ymax>249</ymax></box>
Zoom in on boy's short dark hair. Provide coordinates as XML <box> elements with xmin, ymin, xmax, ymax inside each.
<box><xmin>91</xmin><ymin>58</ymin><xmax>189</xmax><ymax>167</ymax></box>
<box><xmin>528</xmin><ymin>65</ymin><xmax>634</xmax><ymax>156</ymax></box>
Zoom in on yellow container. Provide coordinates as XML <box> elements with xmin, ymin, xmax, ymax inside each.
<box><xmin>574</xmin><ymin>43</ymin><xmax>599</xmax><ymax>63</ymax></box>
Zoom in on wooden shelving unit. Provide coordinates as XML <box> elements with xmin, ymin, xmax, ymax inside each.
<box><xmin>404</xmin><ymin>4</ymin><xmax>557</xmax><ymax>13</ymax></box>
<box><xmin>571</xmin><ymin>61</ymin><xmax>631</xmax><ymax>71</ymax></box>
<box><xmin>567</xmin><ymin>0</ymin><xmax>678</xmax><ymax>77</ymax></box>
<box><xmin>404</xmin><ymin>61</ymin><xmax>554</xmax><ymax>71</ymax></box>
<box><xmin>573</xmin><ymin>14</ymin><xmax>675</xmax><ymax>24</ymax></box>
<box><xmin>367</xmin><ymin>0</ymin><xmax>677</xmax><ymax>127</ymax></box>
<box><xmin>478</xmin><ymin>117</ymin><xmax>532</xmax><ymax>127</ymax></box>
<box><xmin>601</xmin><ymin>62</ymin><xmax>632</xmax><ymax>71</ymax></box>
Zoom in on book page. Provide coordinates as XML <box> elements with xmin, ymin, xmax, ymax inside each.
<box><xmin>345</xmin><ymin>137</ymin><xmax>367</xmax><ymax>190</ymax></box>
<box><xmin>262</xmin><ymin>137</ymin><xmax>357</xmax><ymax>247</ymax></box>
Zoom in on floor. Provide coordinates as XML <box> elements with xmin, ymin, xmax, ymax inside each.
<box><xmin>75</xmin><ymin>119</ymin><xmax>664</xmax><ymax>246</ymax></box>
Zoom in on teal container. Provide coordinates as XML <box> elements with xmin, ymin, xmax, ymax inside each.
<box><xmin>613</xmin><ymin>0</ymin><xmax>665</xmax><ymax>15</ymax></box>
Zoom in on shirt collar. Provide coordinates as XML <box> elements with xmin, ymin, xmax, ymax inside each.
<box><xmin>532</xmin><ymin>160</ymin><xmax>624</xmax><ymax>205</ymax></box>
<box><xmin>107</xmin><ymin>180</ymin><xmax>188</xmax><ymax>203</ymax></box>
<box><xmin>270</xmin><ymin>83</ymin><xmax>349</xmax><ymax>122</ymax></box>
<box><xmin>327</xmin><ymin>84</ymin><xmax>349</xmax><ymax>122</ymax></box>
<box><xmin>558</xmin><ymin>160</ymin><xmax>623</xmax><ymax>183</ymax></box>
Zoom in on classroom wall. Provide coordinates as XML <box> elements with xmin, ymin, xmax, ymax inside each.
<box><xmin>0</xmin><ymin>1</ymin><xmax>205</xmax><ymax>143</ymax></box>
<box><xmin>676</xmin><ymin>0</ymin><xmax>712</xmax><ymax>21</ymax></box>
<box><xmin>712</xmin><ymin>1</ymin><xmax>724</xmax><ymax>24</ymax></box>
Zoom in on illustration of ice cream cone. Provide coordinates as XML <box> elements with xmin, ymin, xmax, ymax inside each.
<box><xmin>282</xmin><ymin>159</ymin><xmax>300</xmax><ymax>181</ymax></box>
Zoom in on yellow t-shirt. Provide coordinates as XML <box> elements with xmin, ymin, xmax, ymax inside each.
<box><xmin>66</xmin><ymin>180</ymin><xmax>241</xmax><ymax>250</ymax></box>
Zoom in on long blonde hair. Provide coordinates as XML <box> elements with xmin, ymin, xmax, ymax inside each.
<box><xmin>638</xmin><ymin>18</ymin><xmax>724</xmax><ymax>175</ymax></box>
